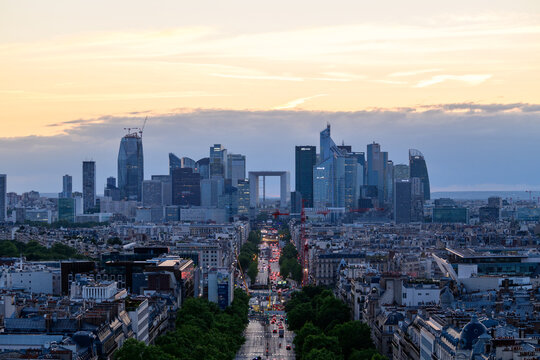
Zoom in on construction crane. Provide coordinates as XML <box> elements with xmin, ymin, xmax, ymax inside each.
<box><xmin>272</xmin><ymin>210</ymin><xmax>290</xmax><ymax>219</ymax></box>
<box><xmin>317</xmin><ymin>209</ymin><xmax>330</xmax><ymax>216</ymax></box>
<box><xmin>139</xmin><ymin>116</ymin><xmax>148</xmax><ymax>137</ymax></box>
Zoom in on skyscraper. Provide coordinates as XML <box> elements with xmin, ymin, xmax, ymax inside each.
<box><xmin>195</xmin><ymin>158</ymin><xmax>210</xmax><ymax>180</ymax></box>
<box><xmin>169</xmin><ymin>153</ymin><xmax>182</xmax><ymax>175</ymax></box>
<box><xmin>394</xmin><ymin>179</ymin><xmax>412</xmax><ymax>224</ymax></box>
<box><xmin>409</xmin><ymin>149</ymin><xmax>430</xmax><ymax>200</ymax></box>
<box><xmin>151</xmin><ymin>175</ymin><xmax>172</xmax><ymax>206</ymax></box>
<box><xmin>0</xmin><ymin>174</ymin><xmax>6</xmax><ymax>222</ymax></box>
<box><xmin>295</xmin><ymin>146</ymin><xmax>316</xmax><ymax>207</ymax></box>
<box><xmin>142</xmin><ymin>180</ymin><xmax>163</xmax><ymax>207</ymax></box>
<box><xmin>394</xmin><ymin>164</ymin><xmax>410</xmax><ymax>181</ymax></box>
<box><xmin>82</xmin><ymin>161</ymin><xmax>96</xmax><ymax>214</ymax></box>
<box><xmin>118</xmin><ymin>132</ymin><xmax>144</xmax><ymax>201</ymax></box>
<box><xmin>172</xmin><ymin>168</ymin><xmax>201</xmax><ymax>206</ymax></box>
<box><xmin>236</xmin><ymin>179</ymin><xmax>250</xmax><ymax>216</ymax></box>
<box><xmin>227</xmin><ymin>153</ymin><xmax>246</xmax><ymax>186</ymax></box>
<box><xmin>61</xmin><ymin>175</ymin><xmax>72</xmax><ymax>198</ymax></box>
<box><xmin>367</xmin><ymin>142</ymin><xmax>388</xmax><ymax>206</ymax></box>
<box><xmin>210</xmin><ymin>144</ymin><xmax>227</xmax><ymax>178</ymax></box>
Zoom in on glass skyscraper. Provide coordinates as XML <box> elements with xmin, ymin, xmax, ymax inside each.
<box><xmin>61</xmin><ymin>174</ymin><xmax>72</xmax><ymax>198</ymax></box>
<box><xmin>172</xmin><ymin>168</ymin><xmax>201</xmax><ymax>206</ymax></box>
<box><xmin>409</xmin><ymin>149</ymin><xmax>430</xmax><ymax>200</ymax></box>
<box><xmin>210</xmin><ymin>144</ymin><xmax>227</xmax><ymax>178</ymax></box>
<box><xmin>82</xmin><ymin>161</ymin><xmax>96</xmax><ymax>213</ymax></box>
<box><xmin>118</xmin><ymin>133</ymin><xmax>144</xmax><ymax>201</ymax></box>
<box><xmin>295</xmin><ymin>146</ymin><xmax>316</xmax><ymax>207</ymax></box>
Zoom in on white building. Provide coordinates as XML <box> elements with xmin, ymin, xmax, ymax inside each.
<box><xmin>127</xmin><ymin>298</ymin><xmax>150</xmax><ymax>344</ymax></box>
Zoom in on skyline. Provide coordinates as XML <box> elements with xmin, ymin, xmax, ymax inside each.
<box><xmin>1</xmin><ymin>105</ymin><xmax>539</xmax><ymax>195</ymax></box>
<box><xmin>1</xmin><ymin>1</ymin><xmax>540</xmax><ymax>135</ymax></box>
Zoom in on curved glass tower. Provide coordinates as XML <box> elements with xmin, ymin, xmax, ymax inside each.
<box><xmin>409</xmin><ymin>149</ymin><xmax>430</xmax><ymax>200</ymax></box>
<box><xmin>118</xmin><ymin>133</ymin><xmax>144</xmax><ymax>201</ymax></box>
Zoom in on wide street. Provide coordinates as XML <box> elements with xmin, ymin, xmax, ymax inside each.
<box><xmin>236</xmin><ymin>232</ymin><xmax>295</xmax><ymax>360</ymax></box>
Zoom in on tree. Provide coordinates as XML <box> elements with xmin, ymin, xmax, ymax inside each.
<box><xmin>349</xmin><ymin>349</ymin><xmax>383</xmax><ymax>360</ymax></box>
<box><xmin>315</xmin><ymin>296</ymin><xmax>351</xmax><ymax>331</ymax></box>
<box><xmin>329</xmin><ymin>321</ymin><xmax>374</xmax><ymax>358</ymax></box>
<box><xmin>305</xmin><ymin>348</ymin><xmax>344</xmax><ymax>360</ymax></box>
<box><xmin>0</xmin><ymin>241</ymin><xmax>18</xmax><ymax>257</ymax></box>
<box><xmin>302</xmin><ymin>334</ymin><xmax>341</xmax><ymax>358</ymax></box>
<box><xmin>247</xmin><ymin>260</ymin><xmax>258</xmax><ymax>284</ymax></box>
<box><xmin>293</xmin><ymin>322</ymin><xmax>322</xmax><ymax>359</ymax></box>
<box><xmin>288</xmin><ymin>302</ymin><xmax>315</xmax><ymax>331</ymax></box>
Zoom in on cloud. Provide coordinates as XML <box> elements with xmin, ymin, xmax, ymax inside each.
<box><xmin>415</xmin><ymin>74</ymin><xmax>492</xmax><ymax>88</ymax></box>
<box><xmin>388</xmin><ymin>69</ymin><xmax>441</xmax><ymax>77</ymax></box>
<box><xmin>0</xmin><ymin>103</ymin><xmax>539</xmax><ymax>194</ymax></box>
<box><xmin>273</xmin><ymin>94</ymin><xmax>328</xmax><ymax>109</ymax></box>
<box><xmin>209</xmin><ymin>73</ymin><xmax>304</xmax><ymax>81</ymax></box>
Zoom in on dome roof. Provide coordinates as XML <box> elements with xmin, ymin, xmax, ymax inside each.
<box><xmin>458</xmin><ymin>315</ymin><xmax>487</xmax><ymax>350</ymax></box>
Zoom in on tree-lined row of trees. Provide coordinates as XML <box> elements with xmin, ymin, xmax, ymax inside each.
<box><xmin>0</xmin><ymin>240</ymin><xmax>86</xmax><ymax>260</ymax></box>
<box><xmin>237</xmin><ymin>230</ymin><xmax>261</xmax><ymax>283</ymax></box>
<box><xmin>279</xmin><ymin>242</ymin><xmax>303</xmax><ymax>283</ymax></box>
<box><xmin>115</xmin><ymin>288</ymin><xmax>250</xmax><ymax>360</ymax></box>
<box><xmin>286</xmin><ymin>286</ymin><xmax>384</xmax><ymax>360</ymax></box>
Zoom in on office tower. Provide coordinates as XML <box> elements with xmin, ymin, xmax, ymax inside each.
<box><xmin>343</xmin><ymin>155</ymin><xmax>363</xmax><ymax>209</ymax></box>
<box><xmin>236</xmin><ymin>179</ymin><xmax>250</xmax><ymax>216</ymax></box>
<box><xmin>0</xmin><ymin>174</ymin><xmax>6</xmax><ymax>222</ymax></box>
<box><xmin>210</xmin><ymin>144</ymin><xmax>227</xmax><ymax>178</ymax></box>
<box><xmin>169</xmin><ymin>153</ymin><xmax>182</xmax><ymax>175</ymax></box>
<box><xmin>195</xmin><ymin>158</ymin><xmax>210</xmax><ymax>180</ymax></box>
<box><xmin>118</xmin><ymin>131</ymin><xmax>144</xmax><ymax>201</ymax></box>
<box><xmin>290</xmin><ymin>191</ymin><xmax>302</xmax><ymax>214</ymax></box>
<box><xmin>142</xmin><ymin>180</ymin><xmax>163</xmax><ymax>206</ymax></box>
<box><xmin>394</xmin><ymin>179</ymin><xmax>412</xmax><ymax>224</ymax></box>
<box><xmin>106</xmin><ymin>176</ymin><xmax>116</xmax><ymax>188</ymax></box>
<box><xmin>61</xmin><ymin>175</ymin><xmax>72</xmax><ymax>198</ymax></box>
<box><xmin>409</xmin><ymin>149</ymin><xmax>430</xmax><ymax>200</ymax></box>
<box><xmin>313</xmin><ymin>159</ymin><xmax>332</xmax><ymax>208</ymax></box>
<box><xmin>410</xmin><ymin>177</ymin><xmax>425</xmax><ymax>222</ymax></box>
<box><xmin>227</xmin><ymin>153</ymin><xmax>246</xmax><ymax>186</ymax></box>
<box><xmin>488</xmin><ymin>196</ymin><xmax>502</xmax><ymax>208</ymax></box>
<box><xmin>181</xmin><ymin>157</ymin><xmax>196</xmax><ymax>169</ymax></box>
<box><xmin>218</xmin><ymin>179</ymin><xmax>238</xmax><ymax>220</ymax></box>
<box><xmin>82</xmin><ymin>161</ymin><xmax>96</xmax><ymax>214</ymax></box>
<box><xmin>385</xmin><ymin>160</ymin><xmax>394</xmax><ymax>204</ymax></box>
<box><xmin>172</xmin><ymin>168</ymin><xmax>201</xmax><ymax>206</ymax></box>
<box><xmin>58</xmin><ymin>197</ymin><xmax>75</xmax><ymax>222</ymax></box>
<box><xmin>201</xmin><ymin>178</ymin><xmax>224</xmax><ymax>207</ymax></box>
<box><xmin>295</xmin><ymin>146</ymin><xmax>316</xmax><ymax>207</ymax></box>
<box><xmin>367</xmin><ymin>142</ymin><xmax>388</xmax><ymax>206</ymax></box>
<box><xmin>394</xmin><ymin>164</ymin><xmax>410</xmax><ymax>181</ymax></box>
<box><xmin>151</xmin><ymin>175</ymin><xmax>172</xmax><ymax>206</ymax></box>
<box><xmin>314</xmin><ymin>124</ymin><xmax>344</xmax><ymax>208</ymax></box>
<box><xmin>104</xmin><ymin>176</ymin><xmax>121</xmax><ymax>201</ymax></box>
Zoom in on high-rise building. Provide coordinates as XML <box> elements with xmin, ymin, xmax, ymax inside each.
<box><xmin>367</xmin><ymin>143</ymin><xmax>388</xmax><ymax>206</ymax></box>
<box><xmin>58</xmin><ymin>197</ymin><xmax>75</xmax><ymax>222</ymax></box>
<box><xmin>118</xmin><ymin>132</ymin><xmax>144</xmax><ymax>201</ymax></box>
<box><xmin>201</xmin><ymin>178</ymin><xmax>224</xmax><ymax>207</ymax></box>
<box><xmin>394</xmin><ymin>164</ymin><xmax>410</xmax><ymax>181</ymax></box>
<box><xmin>385</xmin><ymin>160</ymin><xmax>394</xmax><ymax>205</ymax></box>
<box><xmin>142</xmin><ymin>180</ymin><xmax>163</xmax><ymax>207</ymax></box>
<box><xmin>82</xmin><ymin>161</ymin><xmax>96</xmax><ymax>214</ymax></box>
<box><xmin>104</xmin><ymin>176</ymin><xmax>121</xmax><ymax>201</ymax></box>
<box><xmin>61</xmin><ymin>175</ymin><xmax>72</xmax><ymax>198</ymax></box>
<box><xmin>0</xmin><ymin>174</ymin><xmax>6</xmax><ymax>222</ymax></box>
<box><xmin>172</xmin><ymin>168</ymin><xmax>201</xmax><ymax>206</ymax></box>
<box><xmin>295</xmin><ymin>146</ymin><xmax>316</xmax><ymax>207</ymax></box>
<box><xmin>226</xmin><ymin>154</ymin><xmax>246</xmax><ymax>186</ymax></box>
<box><xmin>409</xmin><ymin>149</ymin><xmax>430</xmax><ymax>201</ymax></box>
<box><xmin>394</xmin><ymin>179</ymin><xmax>412</xmax><ymax>224</ymax></box>
<box><xmin>195</xmin><ymin>158</ymin><xmax>210</xmax><ymax>180</ymax></box>
<box><xmin>236</xmin><ymin>179</ymin><xmax>250</xmax><ymax>216</ymax></box>
<box><xmin>210</xmin><ymin>144</ymin><xmax>227</xmax><ymax>178</ymax></box>
<box><xmin>411</xmin><ymin>177</ymin><xmax>425</xmax><ymax>222</ymax></box>
<box><xmin>151</xmin><ymin>175</ymin><xmax>172</xmax><ymax>206</ymax></box>
<box><xmin>181</xmin><ymin>157</ymin><xmax>196</xmax><ymax>169</ymax></box>
<box><xmin>169</xmin><ymin>153</ymin><xmax>182</xmax><ymax>176</ymax></box>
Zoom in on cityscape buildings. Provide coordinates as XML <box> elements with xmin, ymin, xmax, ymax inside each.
<box><xmin>0</xmin><ymin>174</ymin><xmax>5</xmax><ymax>222</ymax></box>
<box><xmin>295</xmin><ymin>146</ymin><xmax>316</xmax><ymax>207</ymax></box>
<box><xmin>409</xmin><ymin>149</ymin><xmax>431</xmax><ymax>201</ymax></box>
<box><xmin>118</xmin><ymin>131</ymin><xmax>144</xmax><ymax>201</ymax></box>
<box><xmin>61</xmin><ymin>174</ymin><xmax>72</xmax><ymax>198</ymax></box>
<box><xmin>82</xmin><ymin>161</ymin><xmax>95</xmax><ymax>214</ymax></box>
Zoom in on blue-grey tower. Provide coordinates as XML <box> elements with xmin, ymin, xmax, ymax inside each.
<box><xmin>118</xmin><ymin>130</ymin><xmax>144</xmax><ymax>201</ymax></box>
<box><xmin>409</xmin><ymin>149</ymin><xmax>430</xmax><ymax>200</ymax></box>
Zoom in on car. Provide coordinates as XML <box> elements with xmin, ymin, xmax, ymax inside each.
<box><xmin>273</xmin><ymin>329</ymin><xmax>277</xmax><ymax>333</ymax></box>
<box><xmin>286</xmin><ymin>345</ymin><xmax>291</xmax><ymax>350</ymax></box>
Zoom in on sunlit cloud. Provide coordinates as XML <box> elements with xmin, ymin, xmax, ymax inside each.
<box><xmin>388</xmin><ymin>69</ymin><xmax>441</xmax><ymax>77</ymax></box>
<box><xmin>273</xmin><ymin>94</ymin><xmax>328</xmax><ymax>109</ymax></box>
<box><xmin>209</xmin><ymin>73</ymin><xmax>304</xmax><ymax>81</ymax></box>
<box><xmin>415</xmin><ymin>74</ymin><xmax>492</xmax><ymax>88</ymax></box>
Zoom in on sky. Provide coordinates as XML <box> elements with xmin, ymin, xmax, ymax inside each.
<box><xmin>1</xmin><ymin>1</ymin><xmax>539</xmax><ymax>194</ymax></box>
